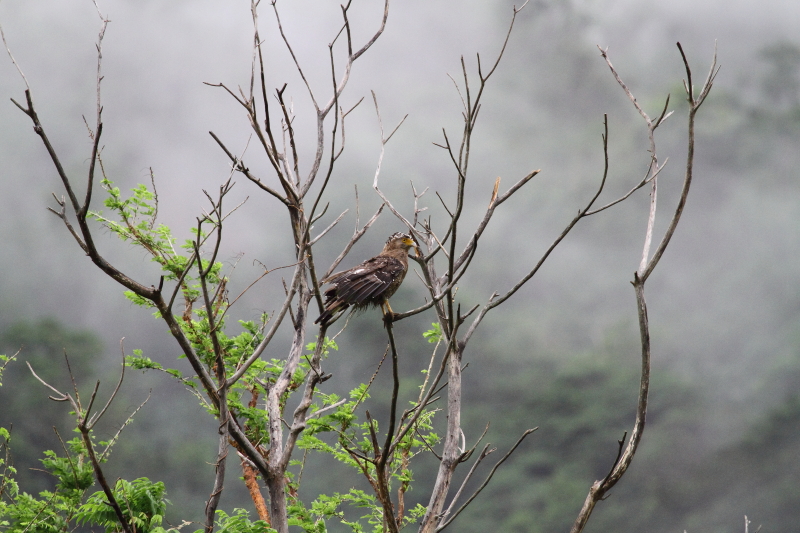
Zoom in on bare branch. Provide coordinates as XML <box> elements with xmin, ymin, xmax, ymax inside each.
<box><xmin>81</xmin><ymin>422</ymin><xmax>133</xmax><ymax>533</ymax></box>
<box><xmin>80</xmin><ymin>1</ymin><xmax>109</xmax><ymax>219</ymax></box>
<box><xmin>47</xmin><ymin>193</ymin><xmax>89</xmax><ymax>253</ymax></box>
<box><xmin>639</xmin><ymin>42</ymin><xmax>718</xmax><ymax>282</ymax></box>
<box><xmin>570</xmin><ymin>44</ymin><xmax>717</xmax><ymax>533</ymax></box>
<box><xmin>13</xmin><ymin>87</ymin><xmax>161</xmax><ymax>305</ymax></box>
<box><xmin>204</xmin><ymin>81</ymin><xmax>250</xmax><ymax>109</ymax></box>
<box><xmin>276</xmin><ymin>85</ymin><xmax>301</xmax><ymax>185</ymax></box>
<box><xmin>440</xmin><ymin>443</ymin><xmax>492</xmax><ymax>522</ymax></box>
<box><xmin>350</xmin><ymin>0</ymin><xmax>389</xmax><ymax>62</ymax></box>
<box><xmin>271</xmin><ymin>2</ymin><xmax>317</xmax><ymax>110</ymax></box>
<box><xmin>380</xmin><ymin>318</ymin><xmax>402</xmax><ymax>469</ymax></box>
<box><xmin>334</xmin><ymin>97</ymin><xmax>364</xmax><ymax>160</ymax></box>
<box><xmin>598</xmin><ymin>46</ymin><xmax>652</xmax><ymax>126</ymax></box>
<box><xmin>584</xmin><ymin>158</ymin><xmax>667</xmax><ymax>217</ymax></box>
<box><xmin>385</xmin><ymin>113</ymin><xmax>409</xmax><ymax>144</ymax></box>
<box><xmin>436</xmin><ymin>428</ymin><xmax>536</xmax><ymax>532</ymax></box>
<box><xmin>477</xmin><ymin>0</ymin><xmax>529</xmax><ymax>82</ymax></box>
<box><xmin>86</xmin><ymin>339</ymin><xmax>126</xmax><ymax>428</ymax></box>
<box><xmin>322</xmin><ymin>202</ymin><xmax>384</xmax><ymax>280</ymax></box>
<box><xmin>227</xmin><ymin>260</ymin><xmax>304</xmax><ymax>386</ymax></box>
<box><xmin>209</xmin><ymin>131</ymin><xmax>289</xmax><ymax>205</ymax></box>
<box><xmin>318</xmin><ymin>0</ymin><xmax>390</xmax><ymax>120</ymax></box>
<box><xmin>0</xmin><ymin>16</ymin><xmax>30</xmax><ymax>91</ymax></box>
<box><xmin>28</xmin><ymin>345</ymin><xmax>135</xmax><ymax>533</ymax></box>
<box><xmin>281</xmin><ymin>327</ymin><xmax>330</xmax><ymax>470</ymax></box>
<box><xmin>371</xmin><ymin>92</ymin><xmax>415</xmax><ymax>233</ymax></box>
<box><xmin>452</xmin><ymin>169</ymin><xmax>540</xmax><ymax>273</ymax></box>
<box><xmin>99</xmin><ymin>391</ymin><xmax>152</xmax><ymax>462</ymax></box>
<box><xmin>460</xmin><ymin>118</ymin><xmax>610</xmax><ymax>345</ymax></box>
<box><xmin>205</xmin><ymin>406</ymin><xmax>229</xmax><ymax>533</ymax></box>
<box><xmin>26</xmin><ymin>362</ymin><xmax>72</xmax><ymax>405</ymax></box>
<box><xmin>309</xmin><ymin>209</ymin><xmax>348</xmax><ymax>246</ymax></box>
<box><xmin>310</xmin><ymin>398</ymin><xmax>347</xmax><ymax>418</ymax></box>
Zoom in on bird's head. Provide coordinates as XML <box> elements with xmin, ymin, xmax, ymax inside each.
<box><xmin>384</xmin><ymin>232</ymin><xmax>417</xmax><ymax>255</ymax></box>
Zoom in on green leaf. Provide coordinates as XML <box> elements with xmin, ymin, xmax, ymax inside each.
<box><xmin>422</xmin><ymin>322</ymin><xmax>443</xmax><ymax>343</ymax></box>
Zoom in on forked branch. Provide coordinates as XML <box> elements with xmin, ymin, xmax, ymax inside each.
<box><xmin>28</xmin><ymin>350</ymin><xmax>133</xmax><ymax>533</ymax></box>
<box><xmin>569</xmin><ymin>42</ymin><xmax>717</xmax><ymax>533</ymax></box>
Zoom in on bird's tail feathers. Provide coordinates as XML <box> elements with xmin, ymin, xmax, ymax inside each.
<box><xmin>314</xmin><ymin>303</ymin><xmax>347</xmax><ymax>326</ymax></box>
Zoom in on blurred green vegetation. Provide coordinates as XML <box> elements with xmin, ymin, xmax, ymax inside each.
<box><xmin>0</xmin><ymin>319</ymin><xmax>101</xmax><ymax>496</ymax></box>
<box><xmin>2</xmin><ymin>317</ymin><xmax>800</xmax><ymax>532</ymax></box>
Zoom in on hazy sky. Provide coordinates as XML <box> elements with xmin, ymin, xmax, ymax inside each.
<box><xmin>1</xmin><ymin>0</ymin><xmax>799</xmax><ymax>438</ymax></box>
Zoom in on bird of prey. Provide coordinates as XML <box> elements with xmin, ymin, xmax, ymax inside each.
<box><xmin>315</xmin><ymin>232</ymin><xmax>416</xmax><ymax>326</ymax></box>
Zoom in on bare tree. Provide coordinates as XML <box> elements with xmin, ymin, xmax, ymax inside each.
<box><xmin>1</xmin><ymin>2</ymin><xmax>716</xmax><ymax>533</ymax></box>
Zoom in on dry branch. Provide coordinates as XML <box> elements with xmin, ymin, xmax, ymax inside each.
<box><xmin>569</xmin><ymin>42</ymin><xmax>717</xmax><ymax>533</ymax></box>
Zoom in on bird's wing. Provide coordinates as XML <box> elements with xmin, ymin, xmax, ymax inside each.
<box><xmin>328</xmin><ymin>256</ymin><xmax>405</xmax><ymax>304</ymax></box>
<box><xmin>322</xmin><ymin>270</ymin><xmax>348</xmax><ymax>284</ymax></box>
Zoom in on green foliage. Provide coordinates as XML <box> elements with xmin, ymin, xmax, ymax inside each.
<box><xmin>0</xmin><ymin>320</ymin><xmax>103</xmax><ymax>497</ymax></box>
<box><xmin>0</xmin><ymin>353</ymin><xmax>12</xmax><ymax>386</ymax></box>
<box><xmin>89</xmin><ymin>176</ymin><xmax>224</xmax><ymax>318</ymax></box>
<box><xmin>0</xmin><ymin>355</ymin><xmax>174</xmax><ymax>533</ymax></box>
<box><xmin>0</xmin><ymin>433</ymin><xmax>89</xmax><ymax>533</ymax></box>
<box><xmin>126</xmin><ymin>349</ymin><xmax>198</xmax><ymax>390</ymax></box>
<box><xmin>88</xmin><ymin>178</ymin><xmax>442</xmax><ymax>530</ymax></box>
<box><xmin>287</xmin><ymin>489</ymin><xmax>426</xmax><ymax>533</ymax></box>
<box><xmin>91</xmin><ymin>179</ymin><xmax>304</xmax><ymax>439</ymax></box>
<box><xmin>208</xmin><ymin>508</ymin><xmax>275</xmax><ymax>533</ymax></box>
<box><xmin>39</xmin><ymin>439</ymin><xmax>94</xmax><ymax>493</ymax></box>
<box><xmin>91</xmin><ymin>178</ymin><xmax>180</xmax><ymax>276</ymax></box>
<box><xmin>292</xmin><ymin>331</ymin><xmax>440</xmax><ymax>531</ymax></box>
<box><xmin>77</xmin><ymin>478</ymin><xmax>169</xmax><ymax>533</ymax></box>
<box><xmin>422</xmin><ymin>323</ymin><xmax>442</xmax><ymax>344</ymax></box>
<box><xmin>305</xmin><ymin>337</ymin><xmax>339</xmax><ymax>357</ymax></box>
<box><xmin>51</xmin><ymin>180</ymin><xmax>443</xmax><ymax>532</ymax></box>
<box><xmin>0</xmin><ymin>176</ymin><xmax>440</xmax><ymax>532</ymax></box>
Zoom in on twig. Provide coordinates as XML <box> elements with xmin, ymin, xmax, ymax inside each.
<box><xmin>439</xmin><ymin>443</ymin><xmax>492</xmax><ymax>521</ymax></box>
<box><xmin>322</xmin><ymin>202</ymin><xmax>385</xmax><ymax>280</ymax></box>
<box><xmin>309</xmin><ymin>209</ymin><xmax>349</xmax><ymax>246</ymax></box>
<box><xmin>436</xmin><ymin>428</ymin><xmax>537</xmax><ymax>532</ymax></box>
<box><xmin>0</xmin><ymin>16</ymin><xmax>31</xmax><ymax>91</ymax></box>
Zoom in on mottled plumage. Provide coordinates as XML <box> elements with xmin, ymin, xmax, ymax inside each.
<box><xmin>315</xmin><ymin>233</ymin><xmax>416</xmax><ymax>326</ymax></box>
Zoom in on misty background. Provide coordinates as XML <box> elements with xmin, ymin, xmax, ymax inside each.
<box><xmin>1</xmin><ymin>0</ymin><xmax>799</xmax><ymax>532</ymax></box>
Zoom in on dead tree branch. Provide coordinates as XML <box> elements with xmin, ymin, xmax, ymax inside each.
<box><xmin>569</xmin><ymin>42</ymin><xmax>717</xmax><ymax>533</ymax></box>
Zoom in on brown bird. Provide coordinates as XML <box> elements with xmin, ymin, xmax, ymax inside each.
<box><xmin>315</xmin><ymin>232</ymin><xmax>416</xmax><ymax>326</ymax></box>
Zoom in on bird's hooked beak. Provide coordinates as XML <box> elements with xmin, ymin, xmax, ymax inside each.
<box><xmin>402</xmin><ymin>236</ymin><xmax>418</xmax><ymax>256</ymax></box>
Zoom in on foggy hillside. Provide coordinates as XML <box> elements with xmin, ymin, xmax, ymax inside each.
<box><xmin>1</xmin><ymin>0</ymin><xmax>799</xmax><ymax>531</ymax></box>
